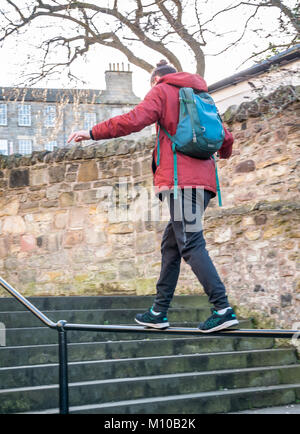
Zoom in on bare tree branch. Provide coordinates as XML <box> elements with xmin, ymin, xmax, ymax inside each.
<box><xmin>0</xmin><ymin>0</ymin><xmax>298</xmax><ymax>86</ymax></box>
<box><xmin>155</xmin><ymin>0</ymin><xmax>205</xmax><ymax>75</ymax></box>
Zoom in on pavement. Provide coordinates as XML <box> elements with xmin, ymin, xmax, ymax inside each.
<box><xmin>232</xmin><ymin>404</ymin><xmax>300</xmax><ymax>414</ymax></box>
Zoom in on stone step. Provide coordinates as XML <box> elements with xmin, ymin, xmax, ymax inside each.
<box><xmin>3</xmin><ymin>319</ymin><xmax>253</xmax><ymax>347</ymax></box>
<box><xmin>231</xmin><ymin>404</ymin><xmax>300</xmax><ymax>414</ymax></box>
<box><xmin>0</xmin><ymin>307</ymin><xmax>213</xmax><ymax>329</ymax></box>
<box><xmin>2</xmin><ymin>366</ymin><xmax>300</xmax><ymax>414</ymax></box>
<box><xmin>0</xmin><ymin>336</ymin><xmax>275</xmax><ymax>368</ymax></box>
<box><xmin>0</xmin><ymin>295</ymin><xmax>209</xmax><ymax>312</ymax></box>
<box><xmin>0</xmin><ymin>348</ymin><xmax>297</xmax><ymax>390</ymax></box>
<box><xmin>0</xmin><ymin>294</ymin><xmax>298</xmax><ymax>415</ymax></box>
<box><xmin>67</xmin><ymin>383</ymin><xmax>300</xmax><ymax>414</ymax></box>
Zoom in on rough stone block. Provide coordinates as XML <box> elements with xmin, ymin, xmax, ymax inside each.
<box><xmin>135</xmin><ymin>232</ymin><xmax>156</xmax><ymax>254</ymax></box>
<box><xmin>214</xmin><ymin>228</ymin><xmax>232</xmax><ymax>244</ymax></box>
<box><xmin>118</xmin><ymin>260</ymin><xmax>136</xmax><ymax>280</ymax></box>
<box><xmin>0</xmin><ymin>198</ymin><xmax>19</xmax><ymax>217</ymax></box>
<box><xmin>235</xmin><ymin>160</ymin><xmax>256</xmax><ymax>173</ymax></box>
<box><xmin>46</xmin><ymin>185</ymin><xmax>60</xmax><ymax>200</ymax></box>
<box><xmin>2</xmin><ymin>216</ymin><xmax>26</xmax><ymax>235</ymax></box>
<box><xmin>9</xmin><ymin>169</ymin><xmax>29</xmax><ymax>188</ymax></box>
<box><xmin>20</xmin><ymin>234</ymin><xmax>37</xmax><ymax>252</ymax></box>
<box><xmin>46</xmin><ymin>233</ymin><xmax>63</xmax><ymax>252</ymax></box>
<box><xmin>78</xmin><ymin>161</ymin><xmax>98</xmax><ymax>182</ymax></box>
<box><xmin>59</xmin><ymin>192</ymin><xmax>75</xmax><ymax>207</ymax></box>
<box><xmin>73</xmin><ymin>182</ymin><xmax>91</xmax><ymax>191</ymax></box>
<box><xmin>54</xmin><ymin>212</ymin><xmax>69</xmax><ymax>229</ymax></box>
<box><xmin>244</xmin><ymin>230</ymin><xmax>261</xmax><ymax>241</ymax></box>
<box><xmin>281</xmin><ymin>294</ymin><xmax>292</xmax><ymax>307</ymax></box>
<box><xmin>69</xmin><ymin>207</ymin><xmax>89</xmax><ymax>229</ymax></box>
<box><xmin>63</xmin><ymin>230</ymin><xmax>84</xmax><ymax>247</ymax></box>
<box><xmin>108</xmin><ymin>222</ymin><xmax>134</xmax><ymax>234</ymax></box>
<box><xmin>30</xmin><ymin>168</ymin><xmax>49</xmax><ymax>186</ymax></box>
<box><xmin>0</xmin><ymin>238</ymin><xmax>8</xmax><ymax>258</ymax></box>
<box><xmin>49</xmin><ymin>165</ymin><xmax>66</xmax><ymax>183</ymax></box>
<box><xmin>80</xmin><ymin>190</ymin><xmax>98</xmax><ymax>204</ymax></box>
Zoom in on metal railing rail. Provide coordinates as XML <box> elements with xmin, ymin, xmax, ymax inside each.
<box><xmin>0</xmin><ymin>276</ymin><xmax>299</xmax><ymax>414</ymax></box>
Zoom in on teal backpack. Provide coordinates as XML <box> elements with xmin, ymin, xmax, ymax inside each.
<box><xmin>156</xmin><ymin>87</ymin><xmax>225</xmax><ymax>206</ymax></box>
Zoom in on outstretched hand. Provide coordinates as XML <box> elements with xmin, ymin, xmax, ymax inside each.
<box><xmin>67</xmin><ymin>130</ymin><xmax>91</xmax><ymax>144</ymax></box>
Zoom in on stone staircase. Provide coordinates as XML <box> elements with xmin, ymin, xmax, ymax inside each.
<box><xmin>0</xmin><ymin>295</ymin><xmax>299</xmax><ymax>414</ymax></box>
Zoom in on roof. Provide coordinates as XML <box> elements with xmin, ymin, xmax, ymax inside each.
<box><xmin>0</xmin><ymin>87</ymin><xmax>103</xmax><ymax>104</ymax></box>
<box><xmin>208</xmin><ymin>44</ymin><xmax>300</xmax><ymax>93</ymax></box>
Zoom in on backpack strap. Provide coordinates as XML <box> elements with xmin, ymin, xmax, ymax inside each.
<box><xmin>156</xmin><ymin>123</ymin><xmax>161</xmax><ymax>166</ymax></box>
<box><xmin>212</xmin><ymin>155</ymin><xmax>222</xmax><ymax>207</ymax></box>
<box><xmin>172</xmin><ymin>143</ymin><xmax>178</xmax><ymax>200</ymax></box>
<box><xmin>158</xmin><ymin>124</ymin><xmax>179</xmax><ymax>199</ymax></box>
<box><xmin>180</xmin><ymin>88</ymin><xmax>200</xmax><ymax>142</ymax></box>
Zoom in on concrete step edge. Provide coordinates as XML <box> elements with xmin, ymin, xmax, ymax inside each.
<box><xmin>24</xmin><ymin>383</ymin><xmax>300</xmax><ymax>414</ymax></box>
<box><xmin>2</xmin><ymin>364</ymin><xmax>299</xmax><ymax>394</ymax></box>
<box><xmin>0</xmin><ymin>333</ymin><xmax>271</xmax><ymax>350</ymax></box>
<box><xmin>0</xmin><ymin>347</ymin><xmax>294</xmax><ymax>371</ymax></box>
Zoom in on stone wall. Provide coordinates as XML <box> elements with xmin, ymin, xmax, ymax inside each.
<box><xmin>0</xmin><ymin>87</ymin><xmax>299</xmax><ymax>329</ymax></box>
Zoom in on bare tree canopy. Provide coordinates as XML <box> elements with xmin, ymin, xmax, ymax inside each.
<box><xmin>0</xmin><ymin>0</ymin><xmax>299</xmax><ymax>85</ymax></box>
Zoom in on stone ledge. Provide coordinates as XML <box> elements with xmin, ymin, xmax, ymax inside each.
<box><xmin>0</xmin><ymin>136</ymin><xmax>155</xmax><ymax>169</ymax></box>
<box><xmin>206</xmin><ymin>200</ymin><xmax>300</xmax><ymax>219</ymax></box>
<box><xmin>223</xmin><ymin>85</ymin><xmax>300</xmax><ymax>123</ymax></box>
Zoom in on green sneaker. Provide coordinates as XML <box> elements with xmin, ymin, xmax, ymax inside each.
<box><xmin>135</xmin><ymin>308</ymin><xmax>170</xmax><ymax>329</ymax></box>
<box><xmin>198</xmin><ymin>307</ymin><xmax>239</xmax><ymax>333</ymax></box>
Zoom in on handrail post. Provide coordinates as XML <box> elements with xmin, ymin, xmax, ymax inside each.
<box><xmin>57</xmin><ymin>320</ymin><xmax>69</xmax><ymax>415</ymax></box>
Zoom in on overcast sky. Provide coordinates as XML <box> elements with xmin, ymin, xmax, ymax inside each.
<box><xmin>0</xmin><ymin>0</ymin><xmax>292</xmax><ymax>98</ymax></box>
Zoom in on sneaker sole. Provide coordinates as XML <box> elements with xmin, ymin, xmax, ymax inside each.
<box><xmin>135</xmin><ymin>318</ymin><xmax>170</xmax><ymax>329</ymax></box>
<box><xmin>198</xmin><ymin>319</ymin><xmax>239</xmax><ymax>333</ymax></box>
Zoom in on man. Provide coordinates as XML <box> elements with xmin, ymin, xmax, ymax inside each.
<box><xmin>68</xmin><ymin>60</ymin><xmax>239</xmax><ymax>333</ymax></box>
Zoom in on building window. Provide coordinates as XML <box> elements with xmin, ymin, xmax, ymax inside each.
<box><xmin>111</xmin><ymin>108</ymin><xmax>124</xmax><ymax>117</ymax></box>
<box><xmin>0</xmin><ymin>139</ymin><xmax>8</xmax><ymax>155</ymax></box>
<box><xmin>18</xmin><ymin>105</ymin><xmax>31</xmax><ymax>126</ymax></box>
<box><xmin>45</xmin><ymin>141</ymin><xmax>56</xmax><ymax>152</ymax></box>
<box><xmin>0</xmin><ymin>105</ymin><xmax>7</xmax><ymax>126</ymax></box>
<box><xmin>44</xmin><ymin>105</ymin><xmax>56</xmax><ymax>128</ymax></box>
<box><xmin>84</xmin><ymin>112</ymin><xmax>97</xmax><ymax>130</ymax></box>
<box><xmin>18</xmin><ymin>139</ymin><xmax>32</xmax><ymax>155</ymax></box>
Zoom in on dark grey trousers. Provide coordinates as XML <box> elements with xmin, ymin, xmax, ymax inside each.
<box><xmin>153</xmin><ymin>188</ymin><xmax>230</xmax><ymax>313</ymax></box>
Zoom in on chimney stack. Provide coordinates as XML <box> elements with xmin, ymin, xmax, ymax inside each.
<box><xmin>102</xmin><ymin>62</ymin><xmax>139</xmax><ymax>104</ymax></box>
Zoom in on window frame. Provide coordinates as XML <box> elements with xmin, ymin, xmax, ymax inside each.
<box><xmin>0</xmin><ymin>139</ymin><xmax>8</xmax><ymax>155</ymax></box>
<box><xmin>45</xmin><ymin>140</ymin><xmax>57</xmax><ymax>152</ymax></box>
<box><xmin>83</xmin><ymin>112</ymin><xmax>97</xmax><ymax>130</ymax></box>
<box><xmin>44</xmin><ymin>105</ymin><xmax>57</xmax><ymax>128</ymax></box>
<box><xmin>18</xmin><ymin>104</ymin><xmax>32</xmax><ymax>127</ymax></box>
<box><xmin>0</xmin><ymin>104</ymin><xmax>8</xmax><ymax>126</ymax></box>
<box><xmin>18</xmin><ymin>138</ymin><xmax>33</xmax><ymax>155</ymax></box>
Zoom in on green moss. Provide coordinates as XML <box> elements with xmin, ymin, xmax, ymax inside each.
<box><xmin>134</xmin><ymin>277</ymin><xmax>157</xmax><ymax>296</ymax></box>
<box><xmin>74</xmin><ymin>274</ymin><xmax>90</xmax><ymax>283</ymax></box>
<box><xmin>232</xmin><ymin>301</ymin><xmax>276</xmax><ymax>329</ymax></box>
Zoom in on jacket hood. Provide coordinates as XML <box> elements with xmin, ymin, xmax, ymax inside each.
<box><xmin>157</xmin><ymin>72</ymin><xmax>208</xmax><ymax>92</ymax></box>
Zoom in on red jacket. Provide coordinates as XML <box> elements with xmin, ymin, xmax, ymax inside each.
<box><xmin>92</xmin><ymin>72</ymin><xmax>234</xmax><ymax>197</ymax></box>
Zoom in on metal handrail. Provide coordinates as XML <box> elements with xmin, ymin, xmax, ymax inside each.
<box><xmin>0</xmin><ymin>276</ymin><xmax>299</xmax><ymax>414</ymax></box>
<box><xmin>0</xmin><ymin>277</ymin><xmax>57</xmax><ymax>329</ymax></box>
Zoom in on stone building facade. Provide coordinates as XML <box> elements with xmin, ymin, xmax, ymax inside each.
<box><xmin>0</xmin><ymin>64</ymin><xmax>145</xmax><ymax>156</ymax></box>
<box><xmin>0</xmin><ymin>85</ymin><xmax>299</xmax><ymax>329</ymax></box>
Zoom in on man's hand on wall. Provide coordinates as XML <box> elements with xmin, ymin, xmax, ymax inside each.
<box><xmin>67</xmin><ymin>130</ymin><xmax>91</xmax><ymax>144</ymax></box>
